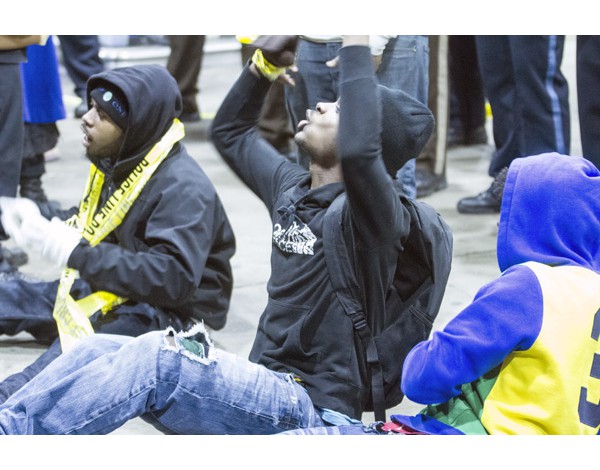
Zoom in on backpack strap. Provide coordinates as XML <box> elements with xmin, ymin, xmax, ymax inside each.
<box><xmin>322</xmin><ymin>194</ymin><xmax>387</xmax><ymax>422</ymax></box>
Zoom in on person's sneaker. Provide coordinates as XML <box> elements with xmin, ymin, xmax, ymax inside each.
<box><xmin>457</xmin><ymin>181</ymin><xmax>501</xmax><ymax>214</ymax></box>
<box><xmin>416</xmin><ymin>169</ymin><xmax>448</xmax><ymax>198</ymax></box>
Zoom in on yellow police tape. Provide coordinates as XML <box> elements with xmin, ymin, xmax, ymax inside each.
<box><xmin>52</xmin><ymin>119</ymin><xmax>185</xmax><ymax>352</ymax></box>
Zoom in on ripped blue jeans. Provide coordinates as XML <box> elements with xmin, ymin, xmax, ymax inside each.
<box><xmin>0</xmin><ymin>325</ymin><xmax>325</xmax><ymax>434</ymax></box>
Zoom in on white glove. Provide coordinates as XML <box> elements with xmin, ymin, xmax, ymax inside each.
<box><xmin>0</xmin><ymin>197</ymin><xmax>41</xmax><ymax>247</ymax></box>
<box><xmin>20</xmin><ymin>216</ymin><xmax>82</xmax><ymax>269</ymax></box>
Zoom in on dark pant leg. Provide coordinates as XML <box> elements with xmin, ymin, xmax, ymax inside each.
<box><xmin>0</xmin><ymin>280</ymin><xmax>59</xmax><ymax>341</ymax></box>
<box><xmin>577</xmin><ymin>35</ymin><xmax>600</xmax><ymax>168</ymax></box>
<box><xmin>167</xmin><ymin>35</ymin><xmax>205</xmax><ymax>115</ymax></box>
<box><xmin>476</xmin><ymin>35</ymin><xmax>520</xmax><ymax>176</ymax></box>
<box><xmin>57</xmin><ymin>35</ymin><xmax>104</xmax><ymax>99</ymax></box>
<box><xmin>0</xmin><ymin>63</ymin><xmax>23</xmax><ymax>198</ymax></box>
<box><xmin>510</xmin><ymin>35</ymin><xmax>570</xmax><ymax>159</ymax></box>
<box><xmin>449</xmin><ymin>35</ymin><xmax>486</xmax><ymax>133</ymax></box>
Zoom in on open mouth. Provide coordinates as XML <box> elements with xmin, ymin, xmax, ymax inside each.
<box><xmin>81</xmin><ymin>124</ymin><xmax>92</xmax><ymax>147</ymax></box>
<box><xmin>297</xmin><ymin>110</ymin><xmax>311</xmax><ymax>131</ymax></box>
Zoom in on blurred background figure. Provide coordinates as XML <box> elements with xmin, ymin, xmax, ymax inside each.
<box><xmin>457</xmin><ymin>35</ymin><xmax>570</xmax><ymax>214</ymax></box>
<box><xmin>166</xmin><ymin>35</ymin><xmax>205</xmax><ymax>123</ymax></box>
<box><xmin>415</xmin><ymin>35</ymin><xmax>449</xmax><ymax>199</ymax></box>
<box><xmin>57</xmin><ymin>35</ymin><xmax>105</xmax><ymax>118</ymax></box>
<box><xmin>447</xmin><ymin>35</ymin><xmax>487</xmax><ymax>148</ymax></box>
<box><xmin>0</xmin><ymin>35</ymin><xmax>47</xmax><ymax>278</ymax></box>
<box><xmin>19</xmin><ymin>35</ymin><xmax>65</xmax><ymax>213</ymax></box>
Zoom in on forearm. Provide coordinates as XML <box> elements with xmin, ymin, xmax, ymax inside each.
<box><xmin>337</xmin><ymin>39</ymin><xmax>404</xmax><ymax>241</ymax></box>
<box><xmin>211</xmin><ymin>63</ymin><xmax>298</xmax><ymax>205</ymax></box>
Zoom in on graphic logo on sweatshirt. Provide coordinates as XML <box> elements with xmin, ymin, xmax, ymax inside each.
<box><xmin>273</xmin><ymin>220</ymin><xmax>316</xmax><ymax>255</ymax></box>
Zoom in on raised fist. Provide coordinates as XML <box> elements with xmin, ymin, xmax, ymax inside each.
<box><xmin>253</xmin><ymin>35</ymin><xmax>299</xmax><ymax>67</ymax></box>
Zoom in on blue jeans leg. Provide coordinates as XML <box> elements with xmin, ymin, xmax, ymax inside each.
<box><xmin>377</xmin><ymin>36</ymin><xmax>429</xmax><ymax>198</ymax></box>
<box><xmin>0</xmin><ymin>326</ymin><xmax>324</xmax><ymax>434</ymax></box>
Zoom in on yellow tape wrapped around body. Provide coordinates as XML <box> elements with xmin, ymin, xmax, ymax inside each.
<box><xmin>52</xmin><ymin>119</ymin><xmax>185</xmax><ymax>351</ymax></box>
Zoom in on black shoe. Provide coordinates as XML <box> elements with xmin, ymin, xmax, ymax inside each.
<box><xmin>457</xmin><ymin>183</ymin><xmax>501</xmax><ymax>214</ymax></box>
<box><xmin>75</xmin><ymin>100</ymin><xmax>88</xmax><ymax>119</ymax></box>
<box><xmin>416</xmin><ymin>169</ymin><xmax>447</xmax><ymax>198</ymax></box>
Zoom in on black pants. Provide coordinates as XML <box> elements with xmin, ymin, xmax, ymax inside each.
<box><xmin>166</xmin><ymin>35</ymin><xmax>205</xmax><ymax>115</ymax></box>
<box><xmin>476</xmin><ymin>35</ymin><xmax>570</xmax><ymax>176</ymax></box>
<box><xmin>57</xmin><ymin>35</ymin><xmax>105</xmax><ymax>99</ymax></box>
<box><xmin>577</xmin><ymin>36</ymin><xmax>600</xmax><ymax>169</ymax></box>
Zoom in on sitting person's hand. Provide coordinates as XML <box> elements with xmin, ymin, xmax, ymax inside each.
<box><xmin>0</xmin><ymin>197</ymin><xmax>42</xmax><ymax>247</ymax></box>
<box><xmin>20</xmin><ymin>216</ymin><xmax>81</xmax><ymax>269</ymax></box>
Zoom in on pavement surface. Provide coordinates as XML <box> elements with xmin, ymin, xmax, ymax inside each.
<box><xmin>0</xmin><ymin>35</ymin><xmax>583</xmax><ymax>435</ymax></box>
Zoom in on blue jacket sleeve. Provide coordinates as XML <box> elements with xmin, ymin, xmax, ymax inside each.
<box><xmin>401</xmin><ymin>264</ymin><xmax>543</xmax><ymax>404</ymax></box>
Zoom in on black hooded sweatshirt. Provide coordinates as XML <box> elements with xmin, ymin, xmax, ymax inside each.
<box><xmin>212</xmin><ymin>47</ymin><xmax>418</xmax><ymax>418</ymax></box>
<box><xmin>53</xmin><ymin>64</ymin><xmax>235</xmax><ymax>330</ymax></box>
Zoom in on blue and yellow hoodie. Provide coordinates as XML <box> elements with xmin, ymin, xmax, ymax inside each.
<box><xmin>393</xmin><ymin>153</ymin><xmax>600</xmax><ymax>435</ymax></box>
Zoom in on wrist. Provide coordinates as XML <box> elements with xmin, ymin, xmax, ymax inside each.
<box><xmin>251</xmin><ymin>49</ymin><xmax>286</xmax><ymax>82</ymax></box>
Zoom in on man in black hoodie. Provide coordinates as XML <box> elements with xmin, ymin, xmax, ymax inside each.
<box><xmin>0</xmin><ymin>36</ymin><xmax>448</xmax><ymax>435</ymax></box>
<box><xmin>0</xmin><ymin>64</ymin><xmax>235</xmax><ymax>402</ymax></box>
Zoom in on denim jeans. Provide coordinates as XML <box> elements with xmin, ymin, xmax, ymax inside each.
<box><xmin>0</xmin><ymin>278</ymin><xmax>185</xmax><ymax>403</ymax></box>
<box><xmin>377</xmin><ymin>36</ymin><xmax>430</xmax><ymax>199</ymax></box>
<box><xmin>0</xmin><ymin>325</ymin><xmax>325</xmax><ymax>434</ymax></box>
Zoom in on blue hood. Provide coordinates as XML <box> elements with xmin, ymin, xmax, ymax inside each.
<box><xmin>497</xmin><ymin>153</ymin><xmax>600</xmax><ymax>273</ymax></box>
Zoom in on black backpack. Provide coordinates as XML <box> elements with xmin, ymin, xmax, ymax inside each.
<box><xmin>323</xmin><ymin>190</ymin><xmax>453</xmax><ymax>422</ymax></box>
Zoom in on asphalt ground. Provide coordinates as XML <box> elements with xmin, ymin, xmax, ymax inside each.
<box><xmin>0</xmin><ymin>36</ymin><xmax>584</xmax><ymax>441</ymax></box>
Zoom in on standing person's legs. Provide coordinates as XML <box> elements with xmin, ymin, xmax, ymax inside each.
<box><xmin>415</xmin><ymin>35</ymin><xmax>449</xmax><ymax>198</ymax></box>
<box><xmin>0</xmin><ymin>327</ymin><xmax>325</xmax><ymax>435</ymax></box>
<box><xmin>577</xmin><ymin>35</ymin><xmax>600</xmax><ymax>168</ymax></box>
<box><xmin>377</xmin><ymin>35</ymin><xmax>429</xmax><ymax>199</ymax></box>
<box><xmin>475</xmin><ymin>35</ymin><xmax>518</xmax><ymax>177</ymax></box>
<box><xmin>57</xmin><ymin>35</ymin><xmax>104</xmax><ymax>117</ymax></box>
<box><xmin>166</xmin><ymin>35</ymin><xmax>205</xmax><ymax>122</ymax></box>
<box><xmin>448</xmin><ymin>35</ymin><xmax>487</xmax><ymax>146</ymax></box>
<box><xmin>0</xmin><ymin>63</ymin><xmax>23</xmax><ymax>199</ymax></box>
<box><xmin>510</xmin><ymin>35</ymin><xmax>570</xmax><ymax>163</ymax></box>
<box><xmin>0</xmin><ymin>62</ymin><xmax>25</xmax><ymax>274</ymax></box>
